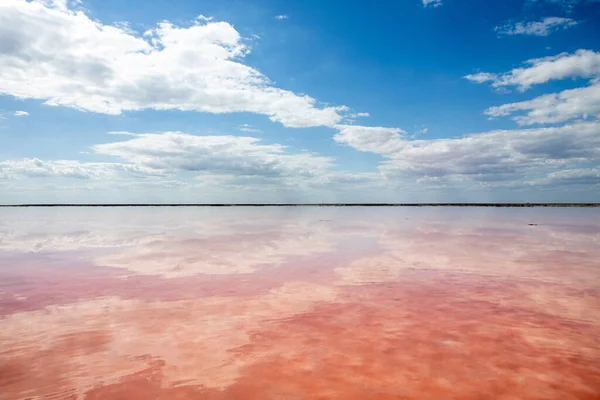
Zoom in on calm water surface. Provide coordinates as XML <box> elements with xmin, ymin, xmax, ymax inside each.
<box><xmin>0</xmin><ymin>207</ymin><xmax>599</xmax><ymax>399</ymax></box>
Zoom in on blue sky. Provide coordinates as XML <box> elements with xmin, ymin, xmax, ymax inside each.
<box><xmin>1</xmin><ymin>0</ymin><xmax>599</xmax><ymax>203</ymax></box>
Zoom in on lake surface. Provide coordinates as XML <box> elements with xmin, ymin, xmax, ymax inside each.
<box><xmin>1</xmin><ymin>207</ymin><xmax>599</xmax><ymax>399</ymax></box>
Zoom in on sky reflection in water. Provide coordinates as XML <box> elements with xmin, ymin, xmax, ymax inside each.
<box><xmin>0</xmin><ymin>207</ymin><xmax>599</xmax><ymax>399</ymax></box>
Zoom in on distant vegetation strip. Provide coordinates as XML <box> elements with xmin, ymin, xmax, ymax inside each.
<box><xmin>1</xmin><ymin>204</ymin><xmax>599</xmax><ymax>207</ymax></box>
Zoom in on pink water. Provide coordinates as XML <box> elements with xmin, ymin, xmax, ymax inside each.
<box><xmin>1</xmin><ymin>207</ymin><xmax>599</xmax><ymax>399</ymax></box>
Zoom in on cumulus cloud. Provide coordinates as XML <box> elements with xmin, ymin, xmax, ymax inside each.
<box><xmin>92</xmin><ymin>132</ymin><xmax>335</xmax><ymax>180</ymax></box>
<box><xmin>0</xmin><ymin>158</ymin><xmax>160</xmax><ymax>180</ymax></box>
<box><xmin>14</xmin><ymin>110</ymin><xmax>29</xmax><ymax>116</ymax></box>
<box><xmin>465</xmin><ymin>49</ymin><xmax>600</xmax><ymax>90</ymax></box>
<box><xmin>422</xmin><ymin>0</ymin><xmax>443</xmax><ymax>7</ymax></box>
<box><xmin>0</xmin><ymin>131</ymin><xmax>389</xmax><ymax>193</ymax></box>
<box><xmin>485</xmin><ymin>82</ymin><xmax>600</xmax><ymax>125</ymax></box>
<box><xmin>540</xmin><ymin>167</ymin><xmax>600</xmax><ymax>186</ymax></box>
<box><xmin>274</xmin><ymin>14</ymin><xmax>289</xmax><ymax>20</ymax></box>
<box><xmin>495</xmin><ymin>17</ymin><xmax>578</xmax><ymax>36</ymax></box>
<box><xmin>469</xmin><ymin>50</ymin><xmax>600</xmax><ymax>126</ymax></box>
<box><xmin>0</xmin><ymin>0</ymin><xmax>349</xmax><ymax>128</ymax></box>
<box><xmin>334</xmin><ymin>122</ymin><xmax>600</xmax><ymax>183</ymax></box>
<box><xmin>333</xmin><ymin>125</ymin><xmax>407</xmax><ymax>154</ymax></box>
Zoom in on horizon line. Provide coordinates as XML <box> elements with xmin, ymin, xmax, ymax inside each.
<box><xmin>1</xmin><ymin>203</ymin><xmax>599</xmax><ymax>208</ymax></box>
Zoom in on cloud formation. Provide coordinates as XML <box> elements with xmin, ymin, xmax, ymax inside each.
<box><xmin>0</xmin><ymin>130</ymin><xmax>390</xmax><ymax>196</ymax></box>
<box><xmin>468</xmin><ymin>50</ymin><xmax>600</xmax><ymax>128</ymax></box>
<box><xmin>334</xmin><ymin>125</ymin><xmax>407</xmax><ymax>154</ymax></box>
<box><xmin>334</xmin><ymin>122</ymin><xmax>600</xmax><ymax>184</ymax></box>
<box><xmin>495</xmin><ymin>17</ymin><xmax>577</xmax><ymax>37</ymax></box>
<box><xmin>540</xmin><ymin>167</ymin><xmax>600</xmax><ymax>186</ymax></box>
<box><xmin>93</xmin><ymin>132</ymin><xmax>335</xmax><ymax>180</ymax></box>
<box><xmin>465</xmin><ymin>49</ymin><xmax>600</xmax><ymax>90</ymax></box>
<box><xmin>14</xmin><ymin>110</ymin><xmax>29</xmax><ymax>116</ymax></box>
<box><xmin>1</xmin><ymin>1</ymin><xmax>598</xmax><ymax>200</ymax></box>
<box><xmin>0</xmin><ymin>158</ymin><xmax>159</xmax><ymax>180</ymax></box>
<box><xmin>0</xmin><ymin>0</ymin><xmax>349</xmax><ymax>127</ymax></box>
<box><xmin>485</xmin><ymin>82</ymin><xmax>600</xmax><ymax>125</ymax></box>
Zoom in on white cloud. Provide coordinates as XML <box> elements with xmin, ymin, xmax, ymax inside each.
<box><xmin>0</xmin><ymin>158</ymin><xmax>160</xmax><ymax>180</ymax></box>
<box><xmin>0</xmin><ymin>0</ymin><xmax>349</xmax><ymax>128</ymax></box>
<box><xmin>238</xmin><ymin>123</ymin><xmax>262</xmax><ymax>133</ymax></box>
<box><xmin>274</xmin><ymin>14</ymin><xmax>289</xmax><ymax>20</ymax></box>
<box><xmin>485</xmin><ymin>82</ymin><xmax>600</xmax><ymax>125</ymax></box>
<box><xmin>238</xmin><ymin>128</ymin><xmax>262</xmax><ymax>133</ymax></box>
<box><xmin>463</xmin><ymin>72</ymin><xmax>498</xmax><ymax>84</ymax></box>
<box><xmin>37</xmin><ymin>0</ymin><xmax>69</xmax><ymax>11</ymax></box>
<box><xmin>413</xmin><ymin>127</ymin><xmax>429</xmax><ymax>137</ymax></box>
<box><xmin>0</xmin><ymin>131</ymin><xmax>390</xmax><ymax>194</ymax></box>
<box><xmin>343</xmin><ymin>111</ymin><xmax>370</xmax><ymax>124</ymax></box>
<box><xmin>92</xmin><ymin>131</ymin><xmax>335</xmax><ymax>180</ymax></box>
<box><xmin>465</xmin><ymin>49</ymin><xmax>600</xmax><ymax>90</ymax></box>
<box><xmin>334</xmin><ymin>122</ymin><xmax>600</xmax><ymax>183</ymax></box>
<box><xmin>112</xmin><ymin>21</ymin><xmax>135</xmax><ymax>34</ymax></box>
<box><xmin>333</xmin><ymin>125</ymin><xmax>407</xmax><ymax>154</ymax></box>
<box><xmin>489</xmin><ymin>167</ymin><xmax>600</xmax><ymax>189</ymax></box>
<box><xmin>540</xmin><ymin>167</ymin><xmax>600</xmax><ymax>186</ymax></box>
<box><xmin>495</xmin><ymin>17</ymin><xmax>578</xmax><ymax>37</ymax></box>
<box><xmin>14</xmin><ymin>110</ymin><xmax>29</xmax><ymax>116</ymax></box>
<box><xmin>422</xmin><ymin>0</ymin><xmax>443</xmax><ymax>7</ymax></box>
<box><xmin>307</xmin><ymin>171</ymin><xmax>386</xmax><ymax>187</ymax></box>
<box><xmin>469</xmin><ymin>50</ymin><xmax>600</xmax><ymax>126</ymax></box>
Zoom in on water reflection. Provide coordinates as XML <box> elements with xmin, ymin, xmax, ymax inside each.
<box><xmin>0</xmin><ymin>207</ymin><xmax>599</xmax><ymax>399</ymax></box>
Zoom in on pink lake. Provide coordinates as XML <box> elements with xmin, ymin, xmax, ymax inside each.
<box><xmin>0</xmin><ymin>207</ymin><xmax>599</xmax><ymax>399</ymax></box>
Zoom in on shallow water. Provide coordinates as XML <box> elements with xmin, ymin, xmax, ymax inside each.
<box><xmin>0</xmin><ymin>207</ymin><xmax>599</xmax><ymax>399</ymax></box>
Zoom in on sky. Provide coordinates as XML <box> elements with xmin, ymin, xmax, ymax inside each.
<box><xmin>0</xmin><ymin>0</ymin><xmax>599</xmax><ymax>204</ymax></box>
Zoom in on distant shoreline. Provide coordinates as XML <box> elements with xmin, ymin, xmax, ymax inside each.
<box><xmin>1</xmin><ymin>204</ymin><xmax>599</xmax><ymax>208</ymax></box>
